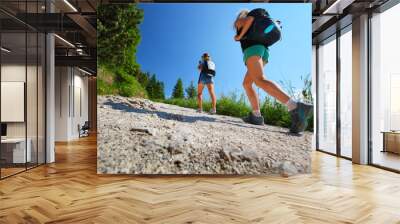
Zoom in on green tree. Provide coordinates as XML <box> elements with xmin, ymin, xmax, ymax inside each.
<box><xmin>146</xmin><ymin>74</ymin><xmax>156</xmax><ymax>99</ymax></box>
<box><xmin>185</xmin><ymin>81</ymin><xmax>197</xmax><ymax>99</ymax></box>
<box><xmin>97</xmin><ymin>4</ymin><xmax>143</xmax><ymax>74</ymax></box>
<box><xmin>172</xmin><ymin>78</ymin><xmax>185</xmax><ymax>99</ymax></box>
<box><xmin>143</xmin><ymin>74</ymin><xmax>165</xmax><ymax>100</ymax></box>
<box><xmin>97</xmin><ymin>4</ymin><xmax>166</xmax><ymax>100</ymax></box>
<box><xmin>135</xmin><ymin>71</ymin><xmax>150</xmax><ymax>88</ymax></box>
<box><xmin>154</xmin><ymin>81</ymin><xmax>165</xmax><ymax>100</ymax></box>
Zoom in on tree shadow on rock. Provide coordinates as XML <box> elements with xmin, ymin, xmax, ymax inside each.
<box><xmin>103</xmin><ymin>99</ymin><xmax>303</xmax><ymax>137</ymax></box>
<box><xmin>103</xmin><ymin>100</ymin><xmax>216</xmax><ymax>123</ymax></box>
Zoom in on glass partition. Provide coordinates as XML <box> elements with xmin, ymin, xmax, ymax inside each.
<box><xmin>370</xmin><ymin>4</ymin><xmax>400</xmax><ymax>171</ymax></box>
<box><xmin>339</xmin><ymin>27</ymin><xmax>352</xmax><ymax>158</ymax></box>
<box><xmin>27</xmin><ymin>30</ymin><xmax>38</xmax><ymax>169</ymax></box>
<box><xmin>317</xmin><ymin>35</ymin><xmax>337</xmax><ymax>154</ymax></box>
<box><xmin>38</xmin><ymin>32</ymin><xmax>45</xmax><ymax>165</ymax></box>
<box><xmin>26</xmin><ymin>0</ymin><xmax>45</xmax><ymax>170</ymax></box>
<box><xmin>0</xmin><ymin>1</ymin><xmax>46</xmax><ymax>179</ymax></box>
<box><xmin>1</xmin><ymin>30</ymin><xmax>28</xmax><ymax>177</ymax></box>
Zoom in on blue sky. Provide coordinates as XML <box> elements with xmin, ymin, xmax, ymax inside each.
<box><xmin>137</xmin><ymin>3</ymin><xmax>311</xmax><ymax>99</ymax></box>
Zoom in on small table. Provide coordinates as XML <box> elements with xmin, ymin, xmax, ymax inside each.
<box><xmin>381</xmin><ymin>131</ymin><xmax>400</xmax><ymax>154</ymax></box>
<box><xmin>1</xmin><ymin>138</ymin><xmax>31</xmax><ymax>164</ymax></box>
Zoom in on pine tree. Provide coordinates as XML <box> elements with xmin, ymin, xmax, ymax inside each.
<box><xmin>172</xmin><ymin>78</ymin><xmax>185</xmax><ymax>99</ymax></box>
<box><xmin>185</xmin><ymin>81</ymin><xmax>197</xmax><ymax>99</ymax></box>
<box><xmin>136</xmin><ymin>71</ymin><xmax>150</xmax><ymax>87</ymax></box>
<box><xmin>155</xmin><ymin>81</ymin><xmax>165</xmax><ymax>100</ymax></box>
<box><xmin>153</xmin><ymin>81</ymin><xmax>165</xmax><ymax>100</ymax></box>
<box><xmin>146</xmin><ymin>74</ymin><xmax>157</xmax><ymax>99</ymax></box>
<box><xmin>98</xmin><ymin>4</ymin><xmax>143</xmax><ymax>74</ymax></box>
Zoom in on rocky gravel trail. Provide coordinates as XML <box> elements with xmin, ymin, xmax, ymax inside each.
<box><xmin>97</xmin><ymin>95</ymin><xmax>312</xmax><ymax>176</ymax></box>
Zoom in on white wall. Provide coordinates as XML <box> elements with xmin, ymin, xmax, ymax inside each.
<box><xmin>55</xmin><ymin>67</ymin><xmax>89</xmax><ymax>141</ymax></box>
<box><xmin>72</xmin><ymin>73</ymin><xmax>89</xmax><ymax>138</ymax></box>
<box><xmin>55</xmin><ymin>66</ymin><xmax>70</xmax><ymax>141</ymax></box>
<box><xmin>1</xmin><ymin>82</ymin><xmax>25</xmax><ymax>122</ymax></box>
<box><xmin>1</xmin><ymin>63</ymin><xmax>46</xmax><ymax>164</ymax></box>
<box><xmin>1</xmin><ymin>64</ymin><xmax>25</xmax><ymax>81</ymax></box>
<box><xmin>1</xmin><ymin>65</ymin><xmax>26</xmax><ymax>141</ymax></box>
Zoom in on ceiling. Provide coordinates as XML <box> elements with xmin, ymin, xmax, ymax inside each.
<box><xmin>311</xmin><ymin>0</ymin><xmax>391</xmax><ymax>43</ymax></box>
<box><xmin>0</xmin><ymin>0</ymin><xmax>98</xmax><ymax>74</ymax></box>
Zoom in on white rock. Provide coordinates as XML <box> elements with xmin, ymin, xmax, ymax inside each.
<box><xmin>277</xmin><ymin>161</ymin><xmax>299</xmax><ymax>177</ymax></box>
<box><xmin>97</xmin><ymin>96</ymin><xmax>312</xmax><ymax>175</ymax></box>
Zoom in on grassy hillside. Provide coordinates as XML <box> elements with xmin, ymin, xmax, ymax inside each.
<box><xmin>162</xmin><ymin>96</ymin><xmax>313</xmax><ymax>132</ymax></box>
<box><xmin>97</xmin><ymin>66</ymin><xmax>147</xmax><ymax>98</ymax></box>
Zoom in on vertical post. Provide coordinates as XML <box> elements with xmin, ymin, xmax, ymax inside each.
<box><xmin>24</xmin><ymin>81</ymin><xmax>27</xmax><ymax>168</ymax></box>
<box><xmin>312</xmin><ymin>45</ymin><xmax>317</xmax><ymax>150</ymax></box>
<box><xmin>367</xmin><ymin>11</ymin><xmax>373</xmax><ymax>165</ymax></box>
<box><xmin>352</xmin><ymin>14</ymin><xmax>369</xmax><ymax>164</ymax></box>
<box><xmin>336</xmin><ymin>30</ymin><xmax>341</xmax><ymax>157</ymax></box>
<box><xmin>46</xmin><ymin>0</ymin><xmax>55</xmax><ymax>163</ymax></box>
<box><xmin>315</xmin><ymin>45</ymin><xmax>320</xmax><ymax>150</ymax></box>
<box><xmin>88</xmin><ymin>76</ymin><xmax>97</xmax><ymax>134</ymax></box>
<box><xmin>0</xmin><ymin>21</ymin><xmax>2</xmax><ymax>179</ymax></box>
<box><xmin>37</xmin><ymin>1</ymin><xmax>39</xmax><ymax>167</ymax></box>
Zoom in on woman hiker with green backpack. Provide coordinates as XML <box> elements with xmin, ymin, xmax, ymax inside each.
<box><xmin>234</xmin><ymin>8</ymin><xmax>313</xmax><ymax>134</ymax></box>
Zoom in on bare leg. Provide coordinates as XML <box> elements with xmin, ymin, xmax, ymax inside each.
<box><xmin>242</xmin><ymin>71</ymin><xmax>260</xmax><ymax>112</ymax></box>
<box><xmin>246</xmin><ymin>56</ymin><xmax>290</xmax><ymax>104</ymax></box>
<box><xmin>197</xmin><ymin>83</ymin><xmax>205</xmax><ymax>111</ymax></box>
<box><xmin>206</xmin><ymin>83</ymin><xmax>217</xmax><ymax>110</ymax></box>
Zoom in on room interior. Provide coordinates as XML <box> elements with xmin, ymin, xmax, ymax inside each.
<box><xmin>0</xmin><ymin>0</ymin><xmax>97</xmax><ymax>179</ymax></box>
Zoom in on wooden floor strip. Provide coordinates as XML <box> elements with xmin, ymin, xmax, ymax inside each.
<box><xmin>0</xmin><ymin>135</ymin><xmax>400</xmax><ymax>223</ymax></box>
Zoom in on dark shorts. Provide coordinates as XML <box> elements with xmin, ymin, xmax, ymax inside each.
<box><xmin>198</xmin><ymin>73</ymin><xmax>214</xmax><ymax>85</ymax></box>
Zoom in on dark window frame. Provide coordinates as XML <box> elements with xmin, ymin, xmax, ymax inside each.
<box><xmin>315</xmin><ymin>22</ymin><xmax>353</xmax><ymax>161</ymax></box>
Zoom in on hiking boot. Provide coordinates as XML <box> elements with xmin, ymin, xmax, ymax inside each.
<box><xmin>196</xmin><ymin>108</ymin><xmax>202</xmax><ymax>113</ymax></box>
<box><xmin>289</xmin><ymin>102</ymin><xmax>313</xmax><ymax>134</ymax></box>
<box><xmin>209</xmin><ymin>108</ymin><xmax>217</xmax><ymax>115</ymax></box>
<box><xmin>242</xmin><ymin>112</ymin><xmax>264</xmax><ymax>125</ymax></box>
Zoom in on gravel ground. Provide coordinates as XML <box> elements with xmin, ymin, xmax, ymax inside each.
<box><xmin>97</xmin><ymin>95</ymin><xmax>312</xmax><ymax>176</ymax></box>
